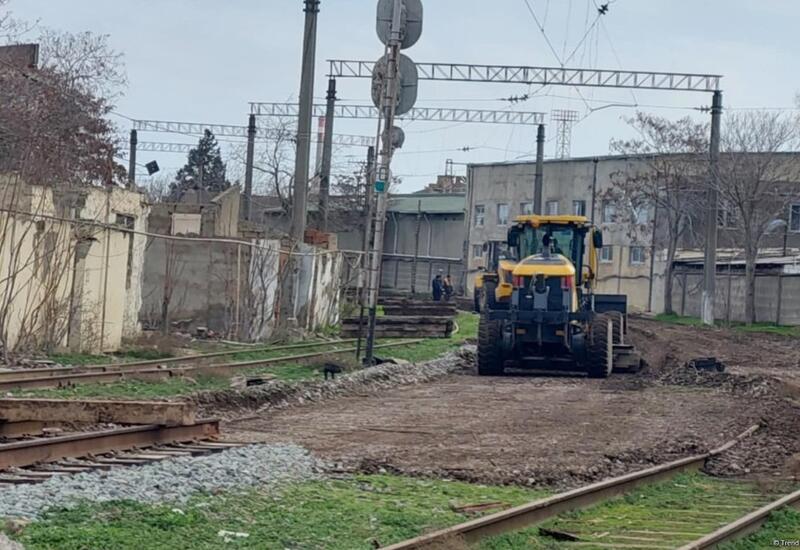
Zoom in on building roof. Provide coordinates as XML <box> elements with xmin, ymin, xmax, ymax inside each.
<box><xmin>675</xmin><ymin>248</ymin><xmax>800</xmax><ymax>267</ymax></box>
<box><xmin>387</xmin><ymin>193</ymin><xmax>465</xmax><ymax>214</ymax></box>
<box><xmin>467</xmin><ymin>152</ymin><xmax>800</xmax><ymax>170</ymax></box>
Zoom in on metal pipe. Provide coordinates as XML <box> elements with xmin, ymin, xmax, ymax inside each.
<box><xmin>128</xmin><ymin>129</ymin><xmax>137</xmax><ymax>188</ymax></box>
<box><xmin>534</xmin><ymin>124</ymin><xmax>545</xmax><ymax>214</ymax></box>
<box><xmin>243</xmin><ymin>114</ymin><xmax>257</xmax><ymax>221</ymax></box>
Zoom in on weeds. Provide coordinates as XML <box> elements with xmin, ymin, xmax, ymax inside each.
<box><xmin>11</xmin><ymin>475</ymin><xmax>544</xmax><ymax>550</ymax></box>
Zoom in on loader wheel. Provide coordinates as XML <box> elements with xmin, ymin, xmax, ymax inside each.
<box><xmin>587</xmin><ymin>313</ymin><xmax>613</xmax><ymax>379</ymax></box>
<box><xmin>477</xmin><ymin>314</ymin><xmax>505</xmax><ymax>376</ymax></box>
<box><xmin>607</xmin><ymin>311</ymin><xmax>624</xmax><ymax>344</ymax></box>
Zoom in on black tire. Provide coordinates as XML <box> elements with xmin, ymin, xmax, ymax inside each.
<box><xmin>587</xmin><ymin>313</ymin><xmax>613</xmax><ymax>379</ymax></box>
<box><xmin>483</xmin><ymin>281</ymin><xmax>497</xmax><ymax>310</ymax></box>
<box><xmin>606</xmin><ymin>311</ymin><xmax>624</xmax><ymax>345</ymax></box>
<box><xmin>477</xmin><ymin>314</ymin><xmax>505</xmax><ymax>376</ymax></box>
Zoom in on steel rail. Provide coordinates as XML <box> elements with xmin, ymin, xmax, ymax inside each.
<box><xmin>0</xmin><ymin>339</ymin><xmax>361</xmax><ymax>383</ymax></box>
<box><xmin>677</xmin><ymin>488</ymin><xmax>800</xmax><ymax>549</ymax></box>
<box><xmin>0</xmin><ymin>420</ymin><xmax>219</xmax><ymax>470</ymax></box>
<box><xmin>0</xmin><ymin>340</ymin><xmax>423</xmax><ymax>391</ymax></box>
<box><xmin>382</xmin><ymin>426</ymin><xmax>760</xmax><ymax>549</ymax></box>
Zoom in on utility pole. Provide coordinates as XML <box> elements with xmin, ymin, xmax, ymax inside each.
<box><xmin>364</xmin><ymin>0</ymin><xmax>423</xmax><ymax>366</ymax></box>
<box><xmin>243</xmin><ymin>114</ymin><xmax>257</xmax><ymax>221</ymax></box>
<box><xmin>355</xmin><ymin>145</ymin><xmax>376</xmax><ymax>361</ymax></box>
<box><xmin>534</xmin><ymin>124</ymin><xmax>545</xmax><ymax>214</ymax></box>
<box><xmin>590</xmin><ymin>157</ymin><xmax>599</xmax><ymax>224</ymax></box>
<box><xmin>702</xmin><ymin>90</ymin><xmax>723</xmax><ymax>326</ymax></box>
<box><xmin>281</xmin><ymin>0</ymin><xmax>320</xmax><ymax>325</ymax></box>
<box><xmin>290</xmin><ymin>0</ymin><xmax>320</xmax><ymax>241</ymax></box>
<box><xmin>320</xmin><ymin>78</ymin><xmax>337</xmax><ymax>231</ymax></box>
<box><xmin>128</xmin><ymin>129</ymin><xmax>137</xmax><ymax>189</ymax></box>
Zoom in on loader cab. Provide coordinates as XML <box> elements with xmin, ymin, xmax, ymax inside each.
<box><xmin>508</xmin><ymin>215</ymin><xmax>598</xmax><ymax>288</ymax></box>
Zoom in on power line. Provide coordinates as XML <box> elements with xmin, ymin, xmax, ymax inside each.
<box><xmin>520</xmin><ymin>0</ymin><xmax>563</xmax><ymax>66</ymax></box>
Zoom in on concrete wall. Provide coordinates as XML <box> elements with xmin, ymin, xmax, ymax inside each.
<box><xmin>671</xmin><ymin>267</ymin><xmax>800</xmax><ymax>325</ymax></box>
<box><xmin>212</xmin><ymin>186</ymin><xmax>240</xmax><ymax>238</ymax></box>
<box><xmin>465</xmin><ymin>157</ymin><xmax>661</xmax><ymax>312</ymax></box>
<box><xmin>0</xmin><ymin>182</ymin><xmax>147</xmax><ymax>354</ymax></box>
<box><xmin>141</xmin><ymin>237</ymin><xmax>247</xmax><ymax>335</ymax></box>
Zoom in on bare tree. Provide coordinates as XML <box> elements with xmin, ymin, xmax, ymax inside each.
<box><xmin>0</xmin><ymin>0</ymin><xmax>36</xmax><ymax>43</ymax></box>
<box><xmin>607</xmin><ymin>113</ymin><xmax>709</xmax><ymax>313</ymax></box>
<box><xmin>38</xmin><ymin>29</ymin><xmax>126</xmax><ymax>99</ymax></box>
<box><xmin>714</xmin><ymin>111</ymin><xmax>800</xmax><ymax>324</ymax></box>
<box><xmin>0</xmin><ymin>19</ymin><xmax>128</xmax><ymax>359</ymax></box>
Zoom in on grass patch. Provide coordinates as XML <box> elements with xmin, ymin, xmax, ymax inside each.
<box><xmin>654</xmin><ymin>313</ymin><xmax>800</xmax><ymax>338</ymax></box>
<box><xmin>377</xmin><ymin>311</ymin><xmax>478</xmax><ymax>364</ymax></box>
<box><xmin>23</xmin><ymin>314</ymin><xmax>479</xmax><ymax>400</ymax></box>
<box><xmin>10</xmin><ymin>375</ymin><xmax>232</xmax><ymax>400</ymax></box>
<box><xmin>719</xmin><ymin>507</ymin><xmax>800</xmax><ymax>549</ymax></box>
<box><xmin>480</xmin><ymin>473</ymin><xmax>784</xmax><ymax>549</ymax></box>
<box><xmin>11</xmin><ymin>475</ymin><xmax>546</xmax><ymax>550</ymax></box>
<box><xmin>47</xmin><ymin>348</ymin><xmax>174</xmax><ymax>366</ymax></box>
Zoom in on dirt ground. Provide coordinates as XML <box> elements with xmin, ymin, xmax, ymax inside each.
<box><xmin>628</xmin><ymin>316</ymin><xmax>800</xmax><ymax>385</ymax></box>
<box><xmin>226</xmin><ymin>318</ymin><xmax>800</xmax><ymax>489</ymax></box>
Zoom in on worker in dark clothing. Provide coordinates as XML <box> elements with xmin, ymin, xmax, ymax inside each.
<box><xmin>432</xmin><ymin>272</ymin><xmax>444</xmax><ymax>301</ymax></box>
<box><xmin>443</xmin><ymin>275</ymin><xmax>454</xmax><ymax>301</ymax></box>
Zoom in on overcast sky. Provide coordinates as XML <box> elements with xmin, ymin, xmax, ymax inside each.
<box><xmin>9</xmin><ymin>0</ymin><xmax>799</xmax><ymax>192</ymax></box>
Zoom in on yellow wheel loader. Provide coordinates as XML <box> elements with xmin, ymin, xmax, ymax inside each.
<box><xmin>477</xmin><ymin>215</ymin><xmax>642</xmax><ymax>378</ymax></box>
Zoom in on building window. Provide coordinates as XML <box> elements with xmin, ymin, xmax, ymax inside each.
<box><xmin>602</xmin><ymin>201</ymin><xmax>616</xmax><ymax>223</ymax></box>
<box><xmin>600</xmin><ymin>245</ymin><xmax>613</xmax><ymax>264</ymax></box>
<box><xmin>629</xmin><ymin>246</ymin><xmax>646</xmax><ymax>265</ymax></box>
<box><xmin>717</xmin><ymin>205</ymin><xmax>737</xmax><ymax>229</ymax></box>
<box><xmin>473</xmin><ymin>245</ymin><xmax>484</xmax><ymax>259</ymax></box>
<box><xmin>520</xmin><ymin>202</ymin><xmax>534</xmax><ymax>216</ymax></box>
<box><xmin>474</xmin><ymin>205</ymin><xmax>485</xmax><ymax>227</ymax></box>
<box><xmin>546</xmin><ymin>200</ymin><xmax>559</xmax><ymax>215</ymax></box>
<box><xmin>633</xmin><ymin>204</ymin><xmax>650</xmax><ymax>225</ymax></box>
<box><xmin>573</xmin><ymin>200</ymin><xmax>586</xmax><ymax>217</ymax></box>
<box><xmin>790</xmin><ymin>204</ymin><xmax>800</xmax><ymax>232</ymax></box>
<box><xmin>497</xmin><ymin>203</ymin><xmax>509</xmax><ymax>225</ymax></box>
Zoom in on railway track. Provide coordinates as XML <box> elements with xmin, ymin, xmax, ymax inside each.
<box><xmin>384</xmin><ymin>425</ymin><xmax>799</xmax><ymax>549</ymax></box>
<box><xmin>0</xmin><ymin>339</ymin><xmax>422</xmax><ymax>391</ymax></box>
<box><xmin>0</xmin><ymin>419</ymin><xmax>237</xmax><ymax>485</ymax></box>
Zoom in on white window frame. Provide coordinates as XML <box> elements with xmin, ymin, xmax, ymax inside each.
<box><xmin>546</xmin><ymin>200</ymin><xmax>559</xmax><ymax>216</ymax></box>
<box><xmin>790</xmin><ymin>204</ymin><xmax>800</xmax><ymax>232</ymax></box>
<box><xmin>573</xmin><ymin>200</ymin><xmax>586</xmax><ymax>217</ymax></box>
<box><xmin>633</xmin><ymin>205</ymin><xmax>650</xmax><ymax>225</ymax></box>
<box><xmin>602</xmin><ymin>201</ymin><xmax>616</xmax><ymax>224</ymax></box>
<box><xmin>629</xmin><ymin>246</ymin><xmax>646</xmax><ymax>266</ymax></box>
<box><xmin>472</xmin><ymin>245</ymin><xmax>484</xmax><ymax>259</ymax></box>
<box><xmin>600</xmin><ymin>245</ymin><xmax>614</xmax><ymax>264</ymax></box>
<box><xmin>497</xmin><ymin>203</ymin><xmax>510</xmax><ymax>226</ymax></box>
<box><xmin>474</xmin><ymin>205</ymin><xmax>485</xmax><ymax>227</ymax></box>
<box><xmin>520</xmin><ymin>202</ymin><xmax>534</xmax><ymax>216</ymax></box>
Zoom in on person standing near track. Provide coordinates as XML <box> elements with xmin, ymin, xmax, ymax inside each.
<box><xmin>443</xmin><ymin>274</ymin><xmax>454</xmax><ymax>302</ymax></box>
<box><xmin>432</xmin><ymin>271</ymin><xmax>444</xmax><ymax>301</ymax></box>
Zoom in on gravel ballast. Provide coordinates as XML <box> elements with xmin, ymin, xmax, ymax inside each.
<box><xmin>0</xmin><ymin>444</ymin><xmax>322</xmax><ymax>519</ymax></box>
<box><xmin>194</xmin><ymin>349</ymin><xmax>473</xmax><ymax>417</ymax></box>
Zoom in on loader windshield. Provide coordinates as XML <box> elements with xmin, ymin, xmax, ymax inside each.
<box><xmin>518</xmin><ymin>224</ymin><xmax>586</xmax><ymax>281</ymax></box>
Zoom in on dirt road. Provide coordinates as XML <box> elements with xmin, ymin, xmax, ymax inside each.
<box><xmin>228</xmin><ymin>319</ymin><xmax>800</xmax><ymax>488</ymax></box>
